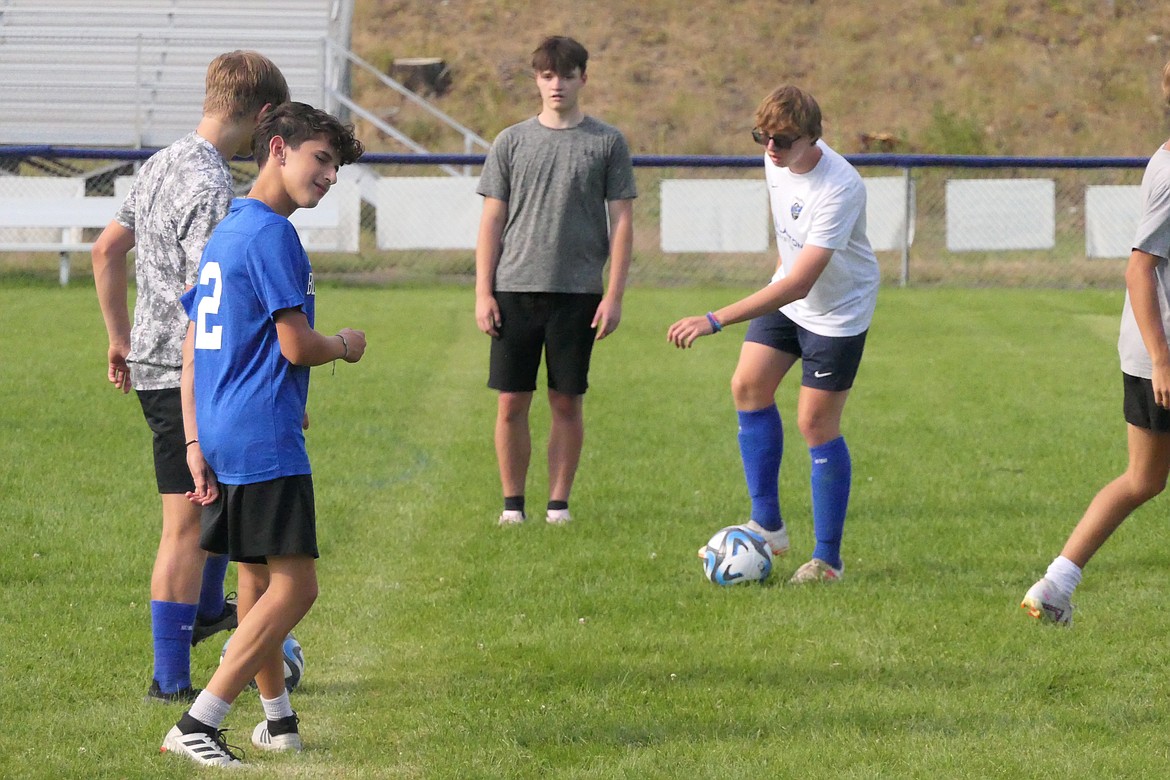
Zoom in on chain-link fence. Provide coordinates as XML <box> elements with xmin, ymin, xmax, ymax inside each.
<box><xmin>0</xmin><ymin>149</ymin><xmax>1149</xmax><ymax>288</ymax></box>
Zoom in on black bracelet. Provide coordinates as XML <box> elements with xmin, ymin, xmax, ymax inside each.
<box><xmin>185</xmin><ymin>439</ymin><xmax>198</xmax><ymax>447</ymax></box>
<box><xmin>337</xmin><ymin>333</ymin><xmax>349</xmax><ymax>359</ymax></box>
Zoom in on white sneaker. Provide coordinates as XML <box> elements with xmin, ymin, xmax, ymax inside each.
<box><xmin>160</xmin><ymin>724</ymin><xmax>243</xmax><ymax>767</ymax></box>
<box><xmin>695</xmin><ymin>521</ymin><xmax>789</xmax><ymax>559</ymax></box>
<box><xmin>498</xmin><ymin>510</ymin><xmax>526</xmax><ymax>526</ymax></box>
<box><xmin>252</xmin><ymin>715</ymin><xmax>303</xmax><ymax>752</ymax></box>
<box><xmin>742</xmin><ymin>520</ymin><xmax>789</xmax><ymax>557</ymax></box>
<box><xmin>546</xmin><ymin>508</ymin><xmax>572</xmax><ymax>525</ymax></box>
<box><xmin>788</xmin><ymin>558</ymin><xmax>843</xmax><ymax>584</ymax></box>
<box><xmin>1020</xmin><ymin>577</ymin><xmax>1073</xmax><ymax>626</ymax></box>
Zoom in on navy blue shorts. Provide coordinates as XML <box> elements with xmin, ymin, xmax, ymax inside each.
<box><xmin>136</xmin><ymin>387</ymin><xmax>196</xmax><ymax>494</ymax></box>
<box><xmin>488</xmin><ymin>292</ymin><xmax>602</xmax><ymax>395</ymax></box>
<box><xmin>743</xmin><ymin>310</ymin><xmax>867</xmax><ymax>391</ymax></box>
<box><xmin>201</xmin><ymin>475</ymin><xmax>319</xmax><ymax>564</ymax></box>
<box><xmin>1123</xmin><ymin>373</ymin><xmax>1170</xmax><ymax>433</ymax></box>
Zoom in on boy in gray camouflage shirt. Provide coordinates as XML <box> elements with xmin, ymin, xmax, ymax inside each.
<box><xmin>92</xmin><ymin>50</ymin><xmax>289</xmax><ymax>702</ymax></box>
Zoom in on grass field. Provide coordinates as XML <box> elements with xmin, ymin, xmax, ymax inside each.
<box><xmin>6</xmin><ymin>282</ymin><xmax>1170</xmax><ymax>779</ymax></box>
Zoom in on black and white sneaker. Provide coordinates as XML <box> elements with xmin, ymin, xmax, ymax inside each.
<box><xmin>144</xmin><ymin>679</ymin><xmax>200</xmax><ymax>704</ymax></box>
<box><xmin>191</xmin><ymin>594</ymin><xmax>239</xmax><ymax>646</ymax></box>
<box><xmin>252</xmin><ymin>713</ymin><xmax>303</xmax><ymax>752</ymax></box>
<box><xmin>160</xmin><ymin>715</ymin><xmax>243</xmax><ymax>767</ymax></box>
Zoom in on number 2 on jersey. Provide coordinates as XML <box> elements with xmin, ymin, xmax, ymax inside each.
<box><xmin>195</xmin><ymin>262</ymin><xmax>223</xmax><ymax>350</ymax></box>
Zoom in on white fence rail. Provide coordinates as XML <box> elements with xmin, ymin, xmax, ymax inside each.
<box><xmin>0</xmin><ymin>151</ymin><xmax>1149</xmax><ymax>288</ymax></box>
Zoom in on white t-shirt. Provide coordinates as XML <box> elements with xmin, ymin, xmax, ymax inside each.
<box><xmin>1118</xmin><ymin>146</ymin><xmax>1170</xmax><ymax>378</ymax></box>
<box><xmin>765</xmin><ymin>140</ymin><xmax>880</xmax><ymax>337</ymax></box>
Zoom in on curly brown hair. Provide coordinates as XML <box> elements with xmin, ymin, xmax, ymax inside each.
<box><xmin>252</xmin><ymin>102</ymin><xmax>364</xmax><ymax>167</ymax></box>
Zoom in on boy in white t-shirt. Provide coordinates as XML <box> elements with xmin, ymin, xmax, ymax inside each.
<box><xmin>668</xmin><ymin>85</ymin><xmax>879</xmax><ymax>584</ymax></box>
<box><xmin>1022</xmin><ymin>59</ymin><xmax>1170</xmax><ymax>626</ymax></box>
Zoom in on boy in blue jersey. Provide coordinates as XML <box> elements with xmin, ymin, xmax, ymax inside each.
<box><xmin>92</xmin><ymin>51</ymin><xmax>289</xmax><ymax>703</ymax></box>
<box><xmin>160</xmin><ymin>102</ymin><xmax>365</xmax><ymax>768</ymax></box>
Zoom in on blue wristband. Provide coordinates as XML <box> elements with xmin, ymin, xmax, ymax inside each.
<box><xmin>705</xmin><ymin>312</ymin><xmax>723</xmax><ymax>333</ymax></box>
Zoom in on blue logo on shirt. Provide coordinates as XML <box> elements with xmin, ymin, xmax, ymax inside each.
<box><xmin>790</xmin><ymin>199</ymin><xmax>804</xmax><ymax>220</ymax></box>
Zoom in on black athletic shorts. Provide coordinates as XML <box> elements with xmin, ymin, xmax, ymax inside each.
<box><xmin>1123</xmin><ymin>373</ymin><xmax>1170</xmax><ymax>432</ymax></box>
<box><xmin>744</xmin><ymin>309</ymin><xmax>868</xmax><ymax>392</ymax></box>
<box><xmin>136</xmin><ymin>387</ymin><xmax>196</xmax><ymax>494</ymax></box>
<box><xmin>201</xmin><ymin>475</ymin><xmax>319</xmax><ymax>564</ymax></box>
<box><xmin>488</xmin><ymin>292</ymin><xmax>602</xmax><ymax>395</ymax></box>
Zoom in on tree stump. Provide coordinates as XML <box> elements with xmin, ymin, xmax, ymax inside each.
<box><xmin>391</xmin><ymin>58</ymin><xmax>453</xmax><ymax>97</ymax></box>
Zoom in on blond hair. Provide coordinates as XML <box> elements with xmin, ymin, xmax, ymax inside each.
<box><xmin>753</xmin><ymin>85</ymin><xmax>823</xmax><ymax>141</ymax></box>
<box><xmin>203</xmin><ymin>51</ymin><xmax>289</xmax><ymax>121</ymax></box>
<box><xmin>1163</xmin><ymin>59</ymin><xmax>1170</xmax><ymax>106</ymax></box>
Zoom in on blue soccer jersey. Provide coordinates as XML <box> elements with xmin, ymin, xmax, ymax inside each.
<box><xmin>181</xmin><ymin>198</ymin><xmax>316</xmax><ymax>484</ymax></box>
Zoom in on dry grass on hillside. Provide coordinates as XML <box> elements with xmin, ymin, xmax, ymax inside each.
<box><xmin>351</xmin><ymin>0</ymin><xmax>1170</xmax><ymax>157</ymax></box>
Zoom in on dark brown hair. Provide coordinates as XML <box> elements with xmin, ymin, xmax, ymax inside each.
<box><xmin>252</xmin><ymin>102</ymin><xmax>364</xmax><ymax>167</ymax></box>
<box><xmin>531</xmin><ymin>36</ymin><xmax>588</xmax><ymax>77</ymax></box>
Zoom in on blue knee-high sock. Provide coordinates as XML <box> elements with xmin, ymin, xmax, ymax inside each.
<box><xmin>810</xmin><ymin>436</ymin><xmax>851</xmax><ymax>570</ymax></box>
<box><xmin>151</xmin><ymin>600</ymin><xmax>197</xmax><ymax>692</ymax></box>
<box><xmin>197</xmin><ymin>554</ymin><xmax>229</xmax><ymax>621</ymax></box>
<box><xmin>737</xmin><ymin>405</ymin><xmax>784</xmax><ymax>531</ymax></box>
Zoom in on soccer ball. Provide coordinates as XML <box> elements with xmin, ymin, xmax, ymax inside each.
<box><xmin>281</xmin><ymin>635</ymin><xmax>305</xmax><ymax>692</ymax></box>
<box><xmin>220</xmin><ymin>633</ymin><xmax>305</xmax><ymax>693</ymax></box>
<box><xmin>701</xmin><ymin>526</ymin><xmax>773</xmax><ymax>585</ymax></box>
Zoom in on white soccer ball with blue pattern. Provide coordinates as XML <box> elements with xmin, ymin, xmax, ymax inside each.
<box><xmin>220</xmin><ymin>633</ymin><xmax>305</xmax><ymax>692</ymax></box>
<box><xmin>701</xmin><ymin>526</ymin><xmax>773</xmax><ymax>585</ymax></box>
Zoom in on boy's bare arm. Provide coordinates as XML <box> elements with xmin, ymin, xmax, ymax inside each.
<box><xmin>181</xmin><ymin>322</ymin><xmax>218</xmax><ymax>505</ymax></box>
<box><xmin>474</xmin><ymin>197</ymin><xmax>508</xmax><ymax>337</ymax></box>
<box><xmin>274</xmin><ymin>308</ymin><xmax>366</xmax><ymax>366</ymax></box>
<box><xmin>91</xmin><ymin>220</ymin><xmax>136</xmax><ymax>392</ymax></box>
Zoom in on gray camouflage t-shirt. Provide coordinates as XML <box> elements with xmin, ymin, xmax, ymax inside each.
<box><xmin>116</xmin><ymin>132</ymin><xmax>233</xmax><ymax>390</ymax></box>
<box><xmin>477</xmin><ymin>116</ymin><xmax>637</xmax><ymax>294</ymax></box>
<box><xmin>1118</xmin><ymin>147</ymin><xmax>1170</xmax><ymax>378</ymax></box>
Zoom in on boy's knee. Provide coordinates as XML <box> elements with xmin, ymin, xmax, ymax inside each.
<box><xmin>302</xmin><ymin>580</ymin><xmax>320</xmax><ymax>608</ymax></box>
<box><xmin>1131</xmin><ymin>474</ymin><xmax>1166</xmax><ymax>503</ymax></box>
<box><xmin>547</xmin><ymin>391</ymin><xmax>582</xmax><ymax>420</ymax></box>
<box><xmin>497</xmin><ymin>393</ymin><xmax>532</xmax><ymax>423</ymax></box>
<box><xmin>731</xmin><ymin>371</ymin><xmax>769</xmax><ymax>408</ymax></box>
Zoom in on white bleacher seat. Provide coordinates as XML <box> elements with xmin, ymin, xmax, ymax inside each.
<box><xmin>945</xmin><ymin>178</ymin><xmax>1055</xmax><ymax>251</ymax></box>
<box><xmin>289</xmin><ymin>177</ymin><xmax>361</xmax><ymax>253</ymax></box>
<box><xmin>659</xmin><ymin>180</ymin><xmax>769</xmax><ymax>253</ymax></box>
<box><xmin>375</xmin><ymin>177</ymin><xmax>482</xmax><ymax>250</ymax></box>
<box><xmin>118</xmin><ymin>174</ymin><xmax>360</xmax><ymax>254</ymax></box>
<box><xmin>0</xmin><ymin>0</ymin><xmax>351</xmax><ymax>147</ymax></box>
<box><xmin>863</xmin><ymin>176</ymin><xmax>916</xmax><ymax>252</ymax></box>
<box><xmin>113</xmin><ymin>175</ymin><xmax>135</xmax><ymax>201</ymax></box>
<box><xmin>0</xmin><ymin>176</ymin><xmax>87</xmax><ymax>246</ymax></box>
<box><xmin>1085</xmin><ymin>184</ymin><xmax>1142</xmax><ymax>259</ymax></box>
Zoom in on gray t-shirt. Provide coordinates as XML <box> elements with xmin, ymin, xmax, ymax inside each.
<box><xmin>477</xmin><ymin>116</ymin><xmax>637</xmax><ymax>294</ymax></box>
<box><xmin>1119</xmin><ymin>147</ymin><xmax>1170</xmax><ymax>378</ymax></box>
<box><xmin>116</xmin><ymin>132</ymin><xmax>233</xmax><ymax>390</ymax></box>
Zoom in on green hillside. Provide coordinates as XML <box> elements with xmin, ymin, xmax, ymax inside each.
<box><xmin>351</xmin><ymin>0</ymin><xmax>1170</xmax><ymax>157</ymax></box>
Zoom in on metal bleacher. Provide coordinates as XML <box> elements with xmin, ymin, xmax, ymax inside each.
<box><xmin>0</xmin><ymin>0</ymin><xmax>354</xmax><ymax>148</ymax></box>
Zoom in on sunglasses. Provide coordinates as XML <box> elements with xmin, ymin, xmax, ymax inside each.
<box><xmin>751</xmin><ymin>128</ymin><xmax>801</xmax><ymax>149</ymax></box>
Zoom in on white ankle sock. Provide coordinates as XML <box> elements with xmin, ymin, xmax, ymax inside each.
<box><xmin>189</xmin><ymin>691</ymin><xmax>231</xmax><ymax>730</ymax></box>
<box><xmin>1045</xmin><ymin>555</ymin><xmax>1082</xmax><ymax>597</ymax></box>
<box><xmin>261</xmin><ymin>691</ymin><xmax>295</xmax><ymax>721</ymax></box>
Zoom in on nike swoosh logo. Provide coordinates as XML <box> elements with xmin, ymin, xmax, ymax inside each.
<box><xmin>813</xmin><ymin>370</ymin><xmax>833</xmax><ymax>378</ymax></box>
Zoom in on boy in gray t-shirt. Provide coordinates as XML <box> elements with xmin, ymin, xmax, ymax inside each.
<box><xmin>1022</xmin><ymin>58</ymin><xmax>1170</xmax><ymax>626</ymax></box>
<box><xmin>475</xmin><ymin>35</ymin><xmax>636</xmax><ymax>528</ymax></box>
